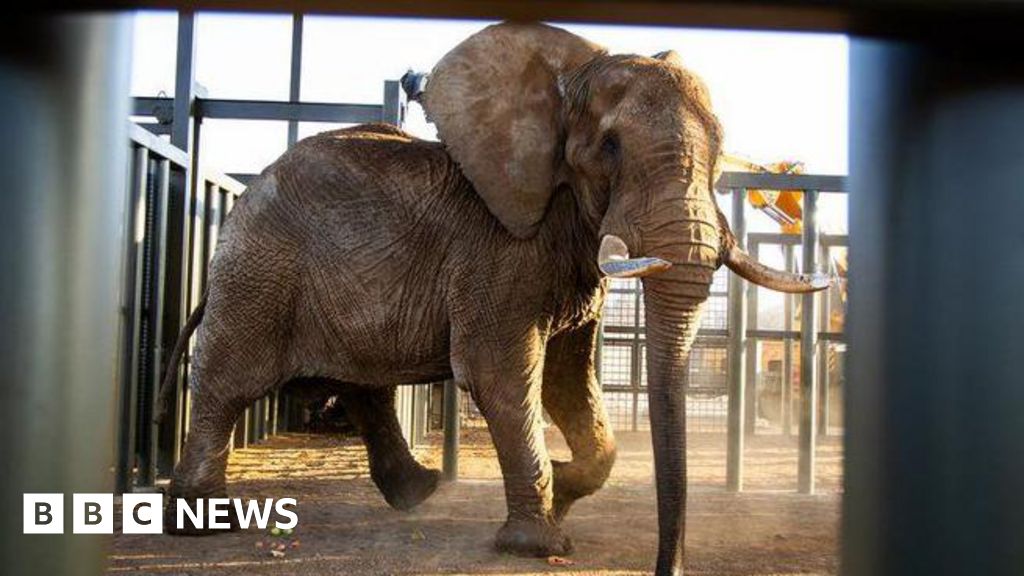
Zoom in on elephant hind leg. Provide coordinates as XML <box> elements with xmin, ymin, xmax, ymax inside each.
<box><xmin>542</xmin><ymin>321</ymin><xmax>617</xmax><ymax>522</ymax></box>
<box><xmin>337</xmin><ymin>384</ymin><xmax>440</xmax><ymax>511</ymax></box>
<box><xmin>165</xmin><ymin>313</ymin><xmax>285</xmax><ymax>534</ymax></box>
<box><xmin>165</xmin><ymin>385</ymin><xmax>248</xmax><ymax>534</ymax></box>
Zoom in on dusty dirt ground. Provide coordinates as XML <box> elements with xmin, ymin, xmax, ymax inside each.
<box><xmin>109</xmin><ymin>428</ymin><xmax>842</xmax><ymax>575</ymax></box>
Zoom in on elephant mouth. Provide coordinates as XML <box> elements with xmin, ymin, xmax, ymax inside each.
<box><xmin>597</xmin><ymin>232</ymin><xmax>831</xmax><ymax>293</ymax></box>
<box><xmin>597</xmin><ymin>235</ymin><xmax>672</xmax><ymax>278</ymax></box>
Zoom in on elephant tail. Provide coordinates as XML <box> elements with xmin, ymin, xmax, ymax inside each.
<box><xmin>154</xmin><ymin>292</ymin><xmax>207</xmax><ymax>424</ymax></box>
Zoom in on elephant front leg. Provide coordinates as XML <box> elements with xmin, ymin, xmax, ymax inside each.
<box><xmin>336</xmin><ymin>384</ymin><xmax>440</xmax><ymax>511</ymax></box>
<box><xmin>454</xmin><ymin>326</ymin><xmax>571</xmax><ymax>557</ymax></box>
<box><xmin>542</xmin><ymin>320</ymin><xmax>617</xmax><ymax>522</ymax></box>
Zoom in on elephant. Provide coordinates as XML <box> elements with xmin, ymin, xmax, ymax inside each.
<box><xmin>157</xmin><ymin>22</ymin><xmax>828</xmax><ymax>575</ymax></box>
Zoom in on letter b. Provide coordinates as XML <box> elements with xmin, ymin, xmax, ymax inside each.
<box><xmin>73</xmin><ymin>494</ymin><xmax>112</xmax><ymax>534</ymax></box>
<box><xmin>23</xmin><ymin>494</ymin><xmax>63</xmax><ymax>534</ymax></box>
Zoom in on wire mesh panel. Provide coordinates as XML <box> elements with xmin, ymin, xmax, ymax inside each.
<box><xmin>753</xmin><ymin>339</ymin><xmax>789</xmax><ymax>435</ymax></box>
<box><xmin>822</xmin><ymin>341</ymin><xmax>846</xmax><ymax>435</ymax></box>
<box><xmin>684</xmin><ymin>337</ymin><xmax>730</xmax><ymax>433</ymax></box>
<box><xmin>597</xmin><ymin>275</ymin><xmax>731</xmax><ymax>434</ymax></box>
<box><xmin>600</xmin><ymin>342</ymin><xmax>634</xmax><ymax>388</ymax></box>
<box><xmin>602</xmin><ymin>391</ymin><xmax>638</xmax><ymax>431</ymax></box>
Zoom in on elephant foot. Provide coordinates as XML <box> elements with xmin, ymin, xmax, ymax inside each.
<box><xmin>495</xmin><ymin>517</ymin><xmax>573</xmax><ymax>557</ymax></box>
<box><xmin>164</xmin><ymin>495</ymin><xmax>241</xmax><ymax>536</ymax></box>
<box><xmin>377</xmin><ymin>463</ymin><xmax>441</xmax><ymax>511</ymax></box>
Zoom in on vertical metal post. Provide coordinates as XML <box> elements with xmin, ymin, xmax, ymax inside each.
<box><xmin>115</xmin><ymin>147</ymin><xmax>149</xmax><ymax>493</ymax></box>
<box><xmin>818</xmin><ymin>241</ymin><xmax>831</xmax><ymax>437</ymax></box>
<box><xmin>744</xmin><ymin>242</ymin><xmax>759</xmax><ymax>438</ymax></box>
<box><xmin>287</xmin><ymin>13</ymin><xmax>303</xmax><ymax>148</ymax></box>
<box><xmin>171</xmin><ymin>11</ymin><xmax>197</xmax><ymax>155</ymax></box>
<box><xmin>382</xmin><ymin>79</ymin><xmax>405</xmax><ymax>126</ymax></box>
<box><xmin>782</xmin><ymin>244</ymin><xmax>795</xmax><ymax>437</ymax></box>
<box><xmin>442</xmin><ymin>380</ymin><xmax>460</xmax><ymax>481</ymax></box>
<box><xmin>270</xmin><ymin>392</ymin><xmax>279</xmax><ymax>436</ymax></box>
<box><xmin>170</xmin><ymin>9</ymin><xmax>198</xmax><ymax>469</ymax></box>
<box><xmin>279</xmin><ymin>394</ymin><xmax>290</xmax><ymax>433</ymax></box>
<box><xmin>144</xmin><ymin>159</ymin><xmax>171</xmax><ymax>483</ymax></box>
<box><xmin>0</xmin><ymin>14</ymin><xmax>132</xmax><ymax>574</ymax></box>
<box><xmin>632</xmin><ymin>280</ymin><xmax>642</xmax><ymax>431</ymax></box>
<box><xmin>798</xmin><ymin>190</ymin><xmax>819</xmax><ymax>494</ymax></box>
<box><xmin>236</xmin><ymin>408</ymin><xmax>250</xmax><ymax>449</ymax></box>
<box><xmin>845</xmin><ymin>39</ymin><xmax>1024</xmax><ymax>576</ymax></box>
<box><xmin>726</xmin><ymin>188</ymin><xmax>747</xmax><ymax>492</ymax></box>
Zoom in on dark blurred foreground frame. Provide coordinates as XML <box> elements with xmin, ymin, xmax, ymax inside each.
<box><xmin>1</xmin><ymin>3</ymin><xmax>1023</xmax><ymax>576</ymax></box>
<box><xmin>0</xmin><ymin>14</ymin><xmax>132</xmax><ymax>576</ymax></box>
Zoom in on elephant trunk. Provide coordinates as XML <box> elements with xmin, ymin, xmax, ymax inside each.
<box><xmin>642</xmin><ymin>271</ymin><xmax>706</xmax><ymax>576</ymax></box>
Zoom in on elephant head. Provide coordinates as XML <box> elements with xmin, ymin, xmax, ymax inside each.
<box><xmin>418</xmin><ymin>22</ymin><xmax>829</xmax><ymax>575</ymax></box>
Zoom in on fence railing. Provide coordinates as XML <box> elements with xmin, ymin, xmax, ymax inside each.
<box><xmin>117</xmin><ymin>80</ymin><xmax>423</xmax><ymax>493</ymax></box>
<box><xmin>116</xmin><ymin>123</ymin><xmax>245</xmax><ymax>492</ymax></box>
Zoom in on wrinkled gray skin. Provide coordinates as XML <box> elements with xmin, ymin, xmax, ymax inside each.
<box><xmin>162</xmin><ymin>23</ymin><xmax>824</xmax><ymax>576</ymax></box>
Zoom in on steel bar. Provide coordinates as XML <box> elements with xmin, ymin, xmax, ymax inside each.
<box><xmin>270</xmin><ymin>392</ymin><xmax>279</xmax><ymax>436</ymax></box>
<box><xmin>145</xmin><ymin>159</ymin><xmax>172</xmax><ymax>481</ymax></box>
<box><xmin>845</xmin><ymin>40</ymin><xmax>1024</xmax><ymax>576</ymax></box>
<box><xmin>718</xmin><ymin>172</ymin><xmax>846</xmax><ymax>192</ymax></box>
<box><xmin>747</xmin><ymin>232</ymin><xmax>848</xmax><ymax>247</ymax></box>
<box><xmin>287</xmin><ymin>13</ymin><xmax>304</xmax><ymax>147</ymax></box>
<box><xmin>744</xmin><ymin>242</ymin><xmax>759</xmax><ymax>438</ymax></box>
<box><xmin>135</xmin><ymin>96</ymin><xmax>385</xmax><ymax>125</ymax></box>
<box><xmin>797</xmin><ymin>190</ymin><xmax>819</xmax><ymax>494</ymax></box>
<box><xmin>782</xmin><ymin>244</ymin><xmax>795</xmax><ymax>437</ymax></box>
<box><xmin>442</xmin><ymin>380</ymin><xmax>460</xmax><ymax>481</ymax></box>
<box><xmin>382</xmin><ymin>79</ymin><xmax>405</xmax><ymax>125</ymax></box>
<box><xmin>201</xmin><ymin>99</ymin><xmax>383</xmax><ymax>124</ymax></box>
<box><xmin>0</xmin><ymin>14</ymin><xmax>131</xmax><ymax>574</ymax></box>
<box><xmin>168</xmin><ymin>9</ymin><xmax>199</xmax><ymax>470</ymax></box>
<box><xmin>725</xmin><ymin>188</ymin><xmax>747</xmax><ymax>492</ymax></box>
<box><xmin>171</xmin><ymin>12</ymin><xmax>196</xmax><ymax>153</ymax></box>
<box><xmin>818</xmin><ymin>242</ymin><xmax>831</xmax><ymax>437</ymax></box>
<box><xmin>129</xmin><ymin>121</ymin><xmax>190</xmax><ymax>167</ymax></box>
<box><xmin>632</xmin><ymin>279</ymin><xmax>642</xmax><ymax>432</ymax></box>
<box><xmin>115</xmin><ymin>146</ymin><xmax>149</xmax><ymax>493</ymax></box>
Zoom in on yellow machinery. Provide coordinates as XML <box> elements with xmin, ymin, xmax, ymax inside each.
<box><xmin>720</xmin><ymin>154</ymin><xmax>806</xmax><ymax>234</ymax></box>
<box><xmin>721</xmin><ymin>153</ymin><xmax>847</xmax><ymax>321</ymax></box>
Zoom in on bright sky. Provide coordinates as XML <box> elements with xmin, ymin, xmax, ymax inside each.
<box><xmin>130</xmin><ymin>12</ymin><xmax>848</xmax><ymax>235</ymax></box>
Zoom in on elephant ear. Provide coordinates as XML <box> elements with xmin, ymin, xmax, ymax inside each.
<box><xmin>421</xmin><ymin>22</ymin><xmax>604</xmax><ymax>239</ymax></box>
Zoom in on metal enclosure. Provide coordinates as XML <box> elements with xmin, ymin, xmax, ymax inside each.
<box><xmin>117</xmin><ymin>13</ymin><xmax>424</xmax><ymax>493</ymax></box>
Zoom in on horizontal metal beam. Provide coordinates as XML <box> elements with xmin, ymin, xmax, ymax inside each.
<box><xmin>92</xmin><ymin>0</ymin><xmax>1024</xmax><ymax>38</ymax></box>
<box><xmin>199</xmin><ymin>168</ymin><xmax>246</xmax><ymax>197</ymax></box>
<box><xmin>198</xmin><ymin>99</ymin><xmax>383</xmax><ymax>123</ymax></box>
<box><xmin>128</xmin><ymin>121</ymin><xmax>190</xmax><ymax>167</ymax></box>
<box><xmin>137</xmin><ymin>122</ymin><xmax>172</xmax><ymax>137</ymax></box>
<box><xmin>227</xmin><ymin>173</ymin><xmax>258</xmax><ymax>186</ymax></box>
<box><xmin>603</xmin><ymin>327</ymin><xmax>843</xmax><ymax>342</ymax></box>
<box><xmin>748</xmin><ymin>232</ymin><xmax>850</xmax><ymax>246</ymax></box>
<box><xmin>133</xmin><ymin>97</ymin><xmax>384</xmax><ymax>125</ymax></box>
<box><xmin>717</xmin><ymin>172</ymin><xmax>847</xmax><ymax>192</ymax></box>
<box><xmin>127</xmin><ymin>123</ymin><xmax>251</xmax><ymax>196</ymax></box>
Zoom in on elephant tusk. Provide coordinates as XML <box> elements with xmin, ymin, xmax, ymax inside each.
<box><xmin>598</xmin><ymin>235</ymin><xmax>672</xmax><ymax>278</ymax></box>
<box><xmin>723</xmin><ymin>244</ymin><xmax>832</xmax><ymax>293</ymax></box>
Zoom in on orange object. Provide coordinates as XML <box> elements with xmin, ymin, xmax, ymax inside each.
<box><xmin>721</xmin><ymin>155</ymin><xmax>806</xmax><ymax>234</ymax></box>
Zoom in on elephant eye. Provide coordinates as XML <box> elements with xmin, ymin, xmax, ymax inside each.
<box><xmin>599</xmin><ymin>133</ymin><xmax>620</xmax><ymax>159</ymax></box>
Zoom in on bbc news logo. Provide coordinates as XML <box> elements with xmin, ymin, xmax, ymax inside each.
<box><xmin>24</xmin><ymin>494</ymin><xmax>298</xmax><ymax>534</ymax></box>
